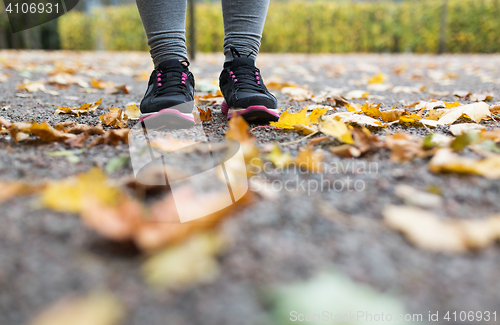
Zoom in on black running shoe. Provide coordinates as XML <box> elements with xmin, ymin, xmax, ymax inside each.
<box><xmin>139</xmin><ymin>59</ymin><xmax>195</xmax><ymax>128</ymax></box>
<box><xmin>219</xmin><ymin>47</ymin><xmax>279</xmax><ymax>122</ymax></box>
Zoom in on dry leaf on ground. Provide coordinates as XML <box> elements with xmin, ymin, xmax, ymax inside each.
<box><xmin>437</xmin><ymin>102</ymin><xmax>491</xmax><ymax>125</ymax></box>
<box><xmin>28</xmin><ymin>291</ymin><xmax>124</xmax><ymax>325</ymax></box>
<box><xmin>295</xmin><ymin>147</ymin><xmax>323</xmax><ymax>172</ymax></box>
<box><xmin>54</xmin><ymin>98</ymin><xmax>102</xmax><ymax>116</ymax></box>
<box><xmin>99</xmin><ymin>107</ymin><xmax>128</xmax><ymax>128</ymax></box>
<box><xmin>0</xmin><ymin>182</ymin><xmax>45</xmax><ymax>204</ymax></box>
<box><xmin>385</xmin><ymin>132</ymin><xmax>429</xmax><ymax>162</ymax></box>
<box><xmin>384</xmin><ymin>205</ymin><xmax>500</xmax><ymax>252</ymax></box>
<box><xmin>449</xmin><ymin>123</ymin><xmax>485</xmax><ymax>136</ymax></box>
<box><xmin>429</xmin><ymin>148</ymin><xmax>500</xmax><ymax>179</ymax></box>
<box><xmin>142</xmin><ymin>232</ymin><xmax>224</xmax><ymax>290</ymax></box>
<box><xmin>88</xmin><ymin>129</ymin><xmax>130</xmax><ymax>147</ymax></box>
<box><xmin>281</xmin><ymin>86</ymin><xmax>313</xmax><ymax>101</ymax></box>
<box><xmin>318</xmin><ymin>116</ymin><xmax>353</xmax><ymax>144</ymax></box>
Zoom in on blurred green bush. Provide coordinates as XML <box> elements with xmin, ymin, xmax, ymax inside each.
<box><xmin>58</xmin><ymin>0</ymin><xmax>500</xmax><ymax>53</ymax></box>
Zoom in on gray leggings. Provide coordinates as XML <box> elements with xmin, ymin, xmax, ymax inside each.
<box><xmin>136</xmin><ymin>0</ymin><xmax>270</xmax><ymax>67</ymax></box>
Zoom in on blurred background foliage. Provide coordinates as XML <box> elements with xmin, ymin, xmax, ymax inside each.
<box><xmin>2</xmin><ymin>0</ymin><xmax>500</xmax><ymax>53</ymax></box>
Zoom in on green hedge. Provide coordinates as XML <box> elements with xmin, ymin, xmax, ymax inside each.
<box><xmin>58</xmin><ymin>0</ymin><xmax>500</xmax><ymax>53</ymax></box>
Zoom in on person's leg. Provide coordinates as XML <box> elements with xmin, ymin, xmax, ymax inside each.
<box><xmin>219</xmin><ymin>0</ymin><xmax>278</xmax><ymax>123</ymax></box>
<box><xmin>221</xmin><ymin>0</ymin><xmax>270</xmax><ymax>63</ymax></box>
<box><xmin>136</xmin><ymin>0</ymin><xmax>195</xmax><ymax>126</ymax></box>
<box><xmin>136</xmin><ymin>0</ymin><xmax>188</xmax><ymax>67</ymax></box>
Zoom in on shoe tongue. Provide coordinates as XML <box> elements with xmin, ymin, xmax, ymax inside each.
<box><xmin>226</xmin><ymin>57</ymin><xmax>255</xmax><ymax>69</ymax></box>
<box><xmin>157</xmin><ymin>59</ymin><xmax>185</xmax><ymax>71</ymax></box>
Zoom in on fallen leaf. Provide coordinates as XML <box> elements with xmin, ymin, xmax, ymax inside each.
<box><xmin>429</xmin><ymin>148</ymin><xmax>500</xmax><ymax>179</ymax></box>
<box><xmin>359</xmin><ymin>102</ymin><xmax>404</xmax><ymax>122</ymax></box>
<box><xmin>16</xmin><ymin>79</ymin><xmax>46</xmax><ymax>92</ymax></box>
<box><xmin>437</xmin><ymin>102</ymin><xmax>491</xmax><ymax>124</ymax></box>
<box><xmin>340</xmin><ymin>113</ymin><xmax>386</xmax><ymax>127</ymax></box>
<box><xmin>367</xmin><ymin>72</ymin><xmax>385</xmax><ymax>84</ymax></box>
<box><xmin>318</xmin><ymin>116</ymin><xmax>353</xmax><ymax>144</ymax></box>
<box><xmin>385</xmin><ymin>133</ymin><xmax>428</xmax><ymax>162</ymax></box>
<box><xmin>394</xmin><ymin>184</ymin><xmax>442</xmax><ymax>208</ymax></box>
<box><xmin>265</xmin><ymin>145</ymin><xmax>293</xmax><ymax>167</ymax></box>
<box><xmin>54</xmin><ymin>98</ymin><xmax>103</xmax><ymax>116</ymax></box>
<box><xmin>329</xmin><ymin>144</ymin><xmax>361</xmax><ymax>157</ymax></box>
<box><xmin>41</xmin><ymin>168</ymin><xmax>121</xmax><ymax>213</ymax></box>
<box><xmin>142</xmin><ymin>232</ymin><xmax>224</xmax><ymax>290</ymax></box>
<box><xmin>28</xmin><ymin>122</ymin><xmax>76</xmax><ymax>142</ymax></box>
<box><xmin>119</xmin><ymin>103</ymin><xmax>138</xmax><ymax>120</ymax></box>
<box><xmin>449</xmin><ymin>123</ymin><xmax>485</xmax><ymax>136</ymax></box>
<box><xmin>268</xmin><ymin>271</ymin><xmax>406</xmax><ymax>325</ymax></box>
<box><xmin>91</xmin><ymin>78</ymin><xmax>115</xmax><ymax>89</ymax></box>
<box><xmin>295</xmin><ymin>147</ymin><xmax>323</xmax><ymax>172</ymax></box>
<box><xmin>384</xmin><ymin>205</ymin><xmax>500</xmax><ymax>252</ymax></box>
<box><xmin>99</xmin><ymin>108</ymin><xmax>128</xmax><ymax>128</ymax></box>
<box><xmin>383</xmin><ymin>205</ymin><xmax>466</xmax><ymax>253</ymax></box>
<box><xmin>104</xmin><ymin>84</ymin><xmax>131</xmax><ymax>95</ymax></box>
<box><xmin>81</xmin><ymin>196</ymin><xmax>144</xmax><ymax>241</ymax></box>
<box><xmin>345</xmin><ymin>90</ymin><xmax>369</xmax><ymax>99</ymax></box>
<box><xmin>88</xmin><ymin>129</ymin><xmax>130</xmax><ymax>147</ymax></box>
<box><xmin>29</xmin><ymin>291</ymin><xmax>124</xmax><ymax>325</ymax></box>
<box><xmin>281</xmin><ymin>86</ymin><xmax>313</xmax><ymax>101</ymax></box>
<box><xmin>198</xmin><ymin>107</ymin><xmax>213</xmax><ymax>122</ymax></box>
<box><xmin>47</xmin><ymin>73</ymin><xmax>89</xmax><ymax>88</ymax></box>
<box><xmin>0</xmin><ymin>182</ymin><xmax>44</xmax><ymax>204</ymax></box>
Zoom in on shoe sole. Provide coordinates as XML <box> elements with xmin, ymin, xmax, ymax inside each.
<box><xmin>139</xmin><ymin>108</ymin><xmax>195</xmax><ymax>130</ymax></box>
<box><xmin>222</xmin><ymin>102</ymin><xmax>280</xmax><ymax>122</ymax></box>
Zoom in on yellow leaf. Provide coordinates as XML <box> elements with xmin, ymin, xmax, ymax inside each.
<box><xmin>225</xmin><ymin>114</ymin><xmax>252</xmax><ymax>142</ymax></box>
<box><xmin>142</xmin><ymin>232</ymin><xmax>225</xmax><ymax>290</ymax></box>
<box><xmin>125</xmin><ymin>103</ymin><xmax>140</xmax><ymax>119</ymax></box>
<box><xmin>429</xmin><ymin>148</ymin><xmax>500</xmax><ymax>179</ymax></box>
<box><xmin>29</xmin><ymin>291</ymin><xmax>124</xmax><ymax>325</ymax></box>
<box><xmin>295</xmin><ymin>147</ymin><xmax>323</xmax><ymax>172</ymax></box>
<box><xmin>265</xmin><ymin>145</ymin><xmax>293</xmax><ymax>167</ymax></box>
<box><xmin>91</xmin><ymin>78</ymin><xmax>115</xmax><ymax>89</ymax></box>
<box><xmin>367</xmin><ymin>72</ymin><xmax>385</xmax><ymax>84</ymax></box>
<box><xmin>318</xmin><ymin>116</ymin><xmax>353</xmax><ymax>144</ymax></box>
<box><xmin>359</xmin><ymin>102</ymin><xmax>403</xmax><ymax>122</ymax></box>
<box><xmin>270</xmin><ymin>109</ymin><xmax>309</xmax><ymax>129</ymax></box>
<box><xmin>99</xmin><ymin>107</ymin><xmax>128</xmax><ymax>128</ymax></box>
<box><xmin>54</xmin><ymin>98</ymin><xmax>102</xmax><ymax>116</ymax></box>
<box><xmin>308</xmin><ymin>107</ymin><xmax>329</xmax><ymax>124</ymax></box>
<box><xmin>270</xmin><ymin>108</ymin><xmax>328</xmax><ymax>129</ymax></box>
<box><xmin>444</xmin><ymin>100</ymin><xmax>461</xmax><ymax>109</ymax></box>
<box><xmin>41</xmin><ymin>168</ymin><xmax>121</xmax><ymax>213</ymax></box>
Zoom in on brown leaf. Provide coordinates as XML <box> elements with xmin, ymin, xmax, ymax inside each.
<box><xmin>385</xmin><ymin>133</ymin><xmax>428</xmax><ymax>162</ymax></box>
<box><xmin>65</xmin><ymin>133</ymin><xmax>89</xmax><ymax>148</ymax></box>
<box><xmin>88</xmin><ymin>129</ymin><xmax>130</xmax><ymax>147</ymax></box>
<box><xmin>30</xmin><ymin>122</ymin><xmax>76</xmax><ymax>142</ymax></box>
<box><xmin>104</xmin><ymin>84</ymin><xmax>131</xmax><ymax>95</ymax></box>
<box><xmin>91</xmin><ymin>78</ymin><xmax>115</xmax><ymax>89</ymax></box>
<box><xmin>99</xmin><ymin>108</ymin><xmax>128</xmax><ymax>129</ymax></box>
<box><xmin>81</xmin><ymin>196</ymin><xmax>144</xmax><ymax>241</ymax></box>
<box><xmin>54</xmin><ymin>98</ymin><xmax>103</xmax><ymax>116</ymax></box>
<box><xmin>197</xmin><ymin>107</ymin><xmax>213</xmax><ymax>122</ymax></box>
<box><xmin>0</xmin><ymin>182</ymin><xmax>45</xmax><ymax>204</ymax></box>
<box><xmin>329</xmin><ymin>144</ymin><xmax>361</xmax><ymax>157</ymax></box>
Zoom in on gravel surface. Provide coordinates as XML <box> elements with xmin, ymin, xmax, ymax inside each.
<box><xmin>1</xmin><ymin>51</ymin><xmax>500</xmax><ymax>325</ymax></box>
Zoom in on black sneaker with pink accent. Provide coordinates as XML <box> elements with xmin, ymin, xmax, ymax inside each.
<box><xmin>219</xmin><ymin>47</ymin><xmax>279</xmax><ymax>123</ymax></box>
<box><xmin>139</xmin><ymin>59</ymin><xmax>195</xmax><ymax>129</ymax></box>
